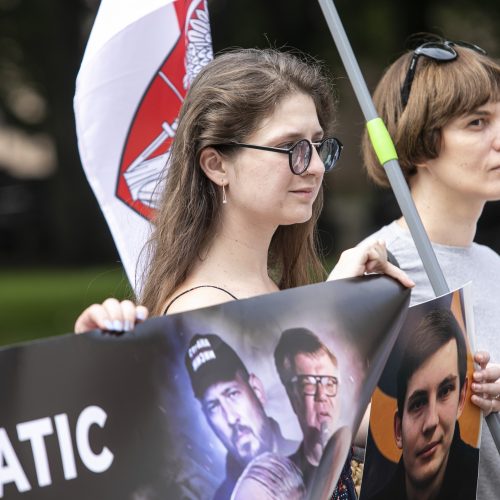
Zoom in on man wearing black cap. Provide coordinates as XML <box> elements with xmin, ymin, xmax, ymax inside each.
<box><xmin>185</xmin><ymin>333</ymin><xmax>298</xmax><ymax>500</ymax></box>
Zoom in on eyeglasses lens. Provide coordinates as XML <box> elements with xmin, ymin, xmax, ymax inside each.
<box><xmin>291</xmin><ymin>139</ymin><xmax>311</xmax><ymax>174</ymax></box>
<box><xmin>320</xmin><ymin>138</ymin><xmax>340</xmax><ymax>172</ymax></box>
<box><xmin>416</xmin><ymin>42</ymin><xmax>456</xmax><ymax>60</ymax></box>
<box><xmin>301</xmin><ymin>375</ymin><xmax>337</xmax><ymax>397</ymax></box>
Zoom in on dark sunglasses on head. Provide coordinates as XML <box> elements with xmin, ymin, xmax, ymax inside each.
<box><xmin>400</xmin><ymin>40</ymin><xmax>487</xmax><ymax>109</ymax></box>
<box><xmin>216</xmin><ymin>137</ymin><xmax>343</xmax><ymax>175</ymax></box>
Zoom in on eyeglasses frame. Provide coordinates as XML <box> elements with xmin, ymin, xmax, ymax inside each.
<box><xmin>216</xmin><ymin>137</ymin><xmax>343</xmax><ymax>175</ymax></box>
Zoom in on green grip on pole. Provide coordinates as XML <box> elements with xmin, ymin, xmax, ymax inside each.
<box><xmin>366</xmin><ymin>117</ymin><xmax>398</xmax><ymax>165</ymax></box>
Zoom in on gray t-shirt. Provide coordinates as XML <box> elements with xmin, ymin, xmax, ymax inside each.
<box><xmin>364</xmin><ymin>220</ymin><xmax>500</xmax><ymax>500</ymax></box>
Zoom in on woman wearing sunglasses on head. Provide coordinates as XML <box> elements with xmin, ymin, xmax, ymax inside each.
<box><xmin>75</xmin><ymin>48</ymin><xmax>414</xmax><ymax>499</ymax></box>
<box><xmin>361</xmin><ymin>34</ymin><xmax>500</xmax><ymax>500</ymax></box>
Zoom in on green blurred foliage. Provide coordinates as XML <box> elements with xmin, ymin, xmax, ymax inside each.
<box><xmin>0</xmin><ymin>267</ymin><xmax>130</xmax><ymax>346</ymax></box>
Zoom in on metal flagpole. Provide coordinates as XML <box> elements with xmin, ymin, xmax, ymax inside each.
<box><xmin>316</xmin><ymin>0</ymin><xmax>500</xmax><ymax>452</ymax></box>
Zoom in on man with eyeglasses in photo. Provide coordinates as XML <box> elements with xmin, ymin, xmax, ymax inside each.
<box><xmin>185</xmin><ymin>333</ymin><xmax>298</xmax><ymax>500</ymax></box>
<box><xmin>274</xmin><ymin>327</ymin><xmax>356</xmax><ymax>498</ymax></box>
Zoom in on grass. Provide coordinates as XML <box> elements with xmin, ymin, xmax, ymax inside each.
<box><xmin>0</xmin><ymin>260</ymin><xmax>341</xmax><ymax>349</ymax></box>
<box><xmin>0</xmin><ymin>266</ymin><xmax>132</xmax><ymax>348</ymax></box>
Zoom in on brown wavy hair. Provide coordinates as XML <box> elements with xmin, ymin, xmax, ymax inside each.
<box><xmin>363</xmin><ymin>35</ymin><xmax>500</xmax><ymax>187</ymax></box>
<box><xmin>140</xmin><ymin>48</ymin><xmax>338</xmax><ymax>314</ymax></box>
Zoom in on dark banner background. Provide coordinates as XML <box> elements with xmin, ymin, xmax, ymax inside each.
<box><xmin>0</xmin><ymin>276</ymin><xmax>410</xmax><ymax>499</ymax></box>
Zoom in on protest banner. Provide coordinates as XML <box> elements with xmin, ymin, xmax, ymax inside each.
<box><xmin>0</xmin><ymin>276</ymin><xmax>409</xmax><ymax>499</ymax></box>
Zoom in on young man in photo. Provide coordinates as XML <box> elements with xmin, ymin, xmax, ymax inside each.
<box><xmin>367</xmin><ymin>309</ymin><xmax>479</xmax><ymax>500</ymax></box>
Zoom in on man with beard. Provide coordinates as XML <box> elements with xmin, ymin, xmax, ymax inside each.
<box><xmin>274</xmin><ymin>328</ymin><xmax>356</xmax><ymax>498</ymax></box>
<box><xmin>367</xmin><ymin>309</ymin><xmax>479</xmax><ymax>500</ymax></box>
<box><xmin>185</xmin><ymin>333</ymin><xmax>298</xmax><ymax>500</ymax></box>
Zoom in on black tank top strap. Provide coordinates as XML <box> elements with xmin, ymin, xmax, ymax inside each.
<box><xmin>163</xmin><ymin>285</ymin><xmax>238</xmax><ymax>314</ymax></box>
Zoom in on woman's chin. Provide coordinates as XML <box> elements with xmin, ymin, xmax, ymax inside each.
<box><xmin>280</xmin><ymin>212</ymin><xmax>313</xmax><ymax>226</ymax></box>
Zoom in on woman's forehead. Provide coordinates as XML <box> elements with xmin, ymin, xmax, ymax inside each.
<box><xmin>247</xmin><ymin>92</ymin><xmax>323</xmax><ymax>142</ymax></box>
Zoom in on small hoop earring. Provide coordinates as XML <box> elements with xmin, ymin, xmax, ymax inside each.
<box><xmin>222</xmin><ymin>181</ymin><xmax>227</xmax><ymax>204</ymax></box>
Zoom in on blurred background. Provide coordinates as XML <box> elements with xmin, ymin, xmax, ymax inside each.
<box><xmin>1</xmin><ymin>0</ymin><xmax>499</xmax><ymax>345</ymax></box>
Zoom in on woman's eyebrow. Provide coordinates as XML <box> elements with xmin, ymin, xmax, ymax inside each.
<box><xmin>269</xmin><ymin>129</ymin><xmax>324</xmax><ymax>144</ymax></box>
<box><xmin>467</xmin><ymin>108</ymin><xmax>491</xmax><ymax>117</ymax></box>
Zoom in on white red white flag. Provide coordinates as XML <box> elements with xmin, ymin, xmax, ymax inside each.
<box><xmin>74</xmin><ymin>0</ymin><xmax>213</xmax><ymax>289</ymax></box>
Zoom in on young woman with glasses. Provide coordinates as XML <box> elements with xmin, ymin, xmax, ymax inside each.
<box><xmin>76</xmin><ymin>48</ymin><xmax>411</xmax><ymax>326</ymax></box>
<box><xmin>361</xmin><ymin>35</ymin><xmax>500</xmax><ymax>500</ymax></box>
<box><xmin>75</xmin><ymin>48</ymin><xmax>414</xmax><ymax>499</ymax></box>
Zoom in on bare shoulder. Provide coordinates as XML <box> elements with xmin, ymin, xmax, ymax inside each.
<box><xmin>163</xmin><ymin>286</ymin><xmax>236</xmax><ymax>315</ymax></box>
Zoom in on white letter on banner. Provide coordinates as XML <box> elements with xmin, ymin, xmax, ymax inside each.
<box><xmin>0</xmin><ymin>428</ymin><xmax>31</xmax><ymax>496</ymax></box>
<box><xmin>54</xmin><ymin>414</ymin><xmax>77</xmax><ymax>480</ymax></box>
<box><xmin>76</xmin><ymin>406</ymin><xmax>114</xmax><ymax>473</ymax></box>
<box><xmin>17</xmin><ymin>418</ymin><xmax>53</xmax><ymax>487</ymax></box>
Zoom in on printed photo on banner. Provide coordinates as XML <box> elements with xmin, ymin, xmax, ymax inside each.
<box><xmin>0</xmin><ymin>276</ymin><xmax>409</xmax><ymax>500</ymax></box>
<box><xmin>360</xmin><ymin>284</ymin><xmax>481</xmax><ymax>500</ymax></box>
<box><xmin>153</xmin><ymin>276</ymin><xmax>409</xmax><ymax>500</ymax></box>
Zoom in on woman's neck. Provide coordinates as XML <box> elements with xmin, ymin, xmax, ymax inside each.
<box><xmin>188</xmin><ymin>211</ymin><xmax>279</xmax><ymax>297</ymax></box>
<box><xmin>402</xmin><ymin>176</ymin><xmax>485</xmax><ymax>247</ymax></box>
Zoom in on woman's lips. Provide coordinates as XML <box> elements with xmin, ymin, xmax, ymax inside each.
<box><xmin>290</xmin><ymin>186</ymin><xmax>315</xmax><ymax>197</ymax></box>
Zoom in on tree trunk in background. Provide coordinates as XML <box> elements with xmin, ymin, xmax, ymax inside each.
<box><xmin>28</xmin><ymin>0</ymin><xmax>118</xmax><ymax>265</ymax></box>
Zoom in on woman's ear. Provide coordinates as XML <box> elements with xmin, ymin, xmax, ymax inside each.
<box><xmin>408</xmin><ymin>160</ymin><xmax>431</xmax><ymax>190</ymax></box>
<box><xmin>414</xmin><ymin>161</ymin><xmax>428</xmax><ymax>170</ymax></box>
<box><xmin>199</xmin><ymin>147</ymin><xmax>226</xmax><ymax>185</ymax></box>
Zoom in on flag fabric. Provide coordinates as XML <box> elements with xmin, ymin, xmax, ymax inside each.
<box><xmin>74</xmin><ymin>0</ymin><xmax>213</xmax><ymax>290</ymax></box>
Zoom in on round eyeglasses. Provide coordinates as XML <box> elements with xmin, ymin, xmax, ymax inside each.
<box><xmin>400</xmin><ymin>40</ymin><xmax>487</xmax><ymax>109</ymax></box>
<box><xmin>289</xmin><ymin>374</ymin><xmax>338</xmax><ymax>397</ymax></box>
<box><xmin>217</xmin><ymin>137</ymin><xmax>343</xmax><ymax>175</ymax></box>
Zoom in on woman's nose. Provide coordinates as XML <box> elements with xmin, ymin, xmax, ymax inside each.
<box><xmin>304</xmin><ymin>146</ymin><xmax>325</xmax><ymax>178</ymax></box>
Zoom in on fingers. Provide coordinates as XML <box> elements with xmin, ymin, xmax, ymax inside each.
<box><xmin>473</xmin><ymin>361</ymin><xmax>500</xmax><ymax>384</ymax></box>
<box><xmin>136</xmin><ymin>305</ymin><xmax>148</xmax><ymax>323</ymax></box>
<box><xmin>367</xmin><ymin>239</ymin><xmax>388</xmax><ymax>263</ymax></box>
<box><xmin>74</xmin><ymin>304</ymin><xmax>111</xmax><ymax>334</ymax></box>
<box><xmin>377</xmin><ymin>262</ymin><xmax>415</xmax><ymax>288</ymax></box>
<box><xmin>365</xmin><ymin>240</ymin><xmax>414</xmax><ymax>288</ymax></box>
<box><xmin>471</xmin><ymin>393</ymin><xmax>500</xmax><ymax>416</ymax></box>
<box><xmin>471</xmin><ymin>359</ymin><xmax>500</xmax><ymax>416</ymax></box>
<box><xmin>331</xmin><ymin>239</ymin><xmax>414</xmax><ymax>288</ymax></box>
<box><xmin>472</xmin><ymin>381</ymin><xmax>500</xmax><ymax>396</ymax></box>
<box><xmin>328</xmin><ymin>240</ymin><xmax>386</xmax><ymax>280</ymax></box>
<box><xmin>474</xmin><ymin>350</ymin><xmax>490</xmax><ymax>370</ymax></box>
<box><xmin>74</xmin><ymin>298</ymin><xmax>149</xmax><ymax>334</ymax></box>
<box><xmin>328</xmin><ymin>248</ymin><xmax>365</xmax><ymax>280</ymax></box>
